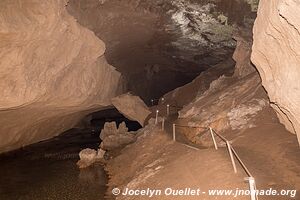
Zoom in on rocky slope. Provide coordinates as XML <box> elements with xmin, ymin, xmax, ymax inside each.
<box><xmin>0</xmin><ymin>0</ymin><xmax>122</xmax><ymax>153</ymax></box>
<box><xmin>161</xmin><ymin>30</ymin><xmax>265</xmax><ymax>145</ymax></box>
<box><xmin>251</xmin><ymin>0</ymin><xmax>300</xmax><ymax>144</ymax></box>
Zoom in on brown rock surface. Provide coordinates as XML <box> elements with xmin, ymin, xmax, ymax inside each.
<box><xmin>162</xmin><ymin>59</ymin><xmax>235</xmax><ymax>107</ymax></box>
<box><xmin>100</xmin><ymin>122</ymin><xmax>135</xmax><ymax>150</ymax></box>
<box><xmin>232</xmin><ymin>30</ymin><xmax>256</xmax><ymax>78</ymax></box>
<box><xmin>251</xmin><ymin>0</ymin><xmax>300</xmax><ymax>143</ymax></box>
<box><xmin>177</xmin><ymin>72</ymin><xmax>268</xmax><ymax>146</ymax></box>
<box><xmin>67</xmin><ymin>0</ymin><xmax>256</xmax><ymax>101</ymax></box>
<box><xmin>111</xmin><ymin>93</ymin><xmax>151</xmax><ymax>126</ymax></box>
<box><xmin>0</xmin><ymin>0</ymin><xmax>122</xmax><ymax>153</ymax></box>
<box><xmin>77</xmin><ymin>148</ymin><xmax>97</xmax><ymax>168</ymax></box>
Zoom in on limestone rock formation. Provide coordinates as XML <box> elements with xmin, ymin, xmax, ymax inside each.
<box><xmin>67</xmin><ymin>0</ymin><xmax>256</xmax><ymax>100</ymax></box>
<box><xmin>100</xmin><ymin>122</ymin><xmax>135</xmax><ymax>150</ymax></box>
<box><xmin>232</xmin><ymin>30</ymin><xmax>256</xmax><ymax>78</ymax></box>
<box><xmin>112</xmin><ymin>93</ymin><xmax>151</xmax><ymax>126</ymax></box>
<box><xmin>77</xmin><ymin>148</ymin><xmax>97</xmax><ymax>168</ymax></box>
<box><xmin>251</xmin><ymin>0</ymin><xmax>300</xmax><ymax>144</ymax></box>
<box><xmin>178</xmin><ymin>73</ymin><xmax>268</xmax><ymax>145</ymax></box>
<box><xmin>0</xmin><ymin>0</ymin><xmax>122</xmax><ymax>153</ymax></box>
<box><xmin>77</xmin><ymin>148</ymin><xmax>106</xmax><ymax>168</ymax></box>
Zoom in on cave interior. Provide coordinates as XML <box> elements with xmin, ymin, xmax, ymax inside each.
<box><xmin>0</xmin><ymin>0</ymin><xmax>300</xmax><ymax>200</ymax></box>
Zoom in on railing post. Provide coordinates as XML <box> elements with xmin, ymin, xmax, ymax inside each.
<box><xmin>172</xmin><ymin>124</ymin><xmax>176</xmax><ymax>141</ymax></box>
<box><xmin>167</xmin><ymin>104</ymin><xmax>170</xmax><ymax>116</ymax></box>
<box><xmin>247</xmin><ymin>177</ymin><xmax>258</xmax><ymax>200</ymax></box>
<box><xmin>209</xmin><ymin>127</ymin><xmax>218</xmax><ymax>150</ymax></box>
<box><xmin>155</xmin><ymin>110</ymin><xmax>159</xmax><ymax>125</ymax></box>
<box><xmin>226</xmin><ymin>141</ymin><xmax>237</xmax><ymax>173</ymax></box>
<box><xmin>161</xmin><ymin>117</ymin><xmax>165</xmax><ymax>131</ymax></box>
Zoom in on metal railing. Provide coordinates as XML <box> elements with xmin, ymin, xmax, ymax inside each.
<box><xmin>155</xmin><ymin>104</ymin><xmax>258</xmax><ymax>200</ymax></box>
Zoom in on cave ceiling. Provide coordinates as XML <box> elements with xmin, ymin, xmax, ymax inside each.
<box><xmin>67</xmin><ymin>0</ymin><xmax>257</xmax><ymax>101</ymax></box>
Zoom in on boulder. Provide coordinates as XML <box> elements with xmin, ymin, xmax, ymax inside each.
<box><xmin>178</xmin><ymin>73</ymin><xmax>268</xmax><ymax>145</ymax></box>
<box><xmin>100</xmin><ymin>121</ymin><xmax>128</xmax><ymax>140</ymax></box>
<box><xmin>100</xmin><ymin>122</ymin><xmax>135</xmax><ymax>150</ymax></box>
<box><xmin>251</xmin><ymin>0</ymin><xmax>300</xmax><ymax>144</ymax></box>
<box><xmin>77</xmin><ymin>148</ymin><xmax>97</xmax><ymax>168</ymax></box>
<box><xmin>112</xmin><ymin>93</ymin><xmax>151</xmax><ymax>126</ymax></box>
<box><xmin>162</xmin><ymin>59</ymin><xmax>235</xmax><ymax>107</ymax></box>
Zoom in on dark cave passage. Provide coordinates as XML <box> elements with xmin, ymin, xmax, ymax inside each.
<box><xmin>87</xmin><ymin>108</ymin><xmax>142</xmax><ymax>133</ymax></box>
<box><xmin>66</xmin><ymin>0</ymin><xmax>256</xmax><ymax>102</ymax></box>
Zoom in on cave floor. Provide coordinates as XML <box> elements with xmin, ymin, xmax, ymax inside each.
<box><xmin>92</xmin><ymin>96</ymin><xmax>297</xmax><ymax>199</ymax></box>
<box><xmin>106</xmin><ymin>127</ymin><xmax>249</xmax><ymax>200</ymax></box>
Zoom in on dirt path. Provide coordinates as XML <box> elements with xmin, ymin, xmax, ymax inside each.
<box><xmin>233</xmin><ymin>124</ymin><xmax>300</xmax><ymax>200</ymax></box>
<box><xmin>106</xmin><ymin>109</ymin><xmax>253</xmax><ymax>199</ymax></box>
<box><xmin>148</xmin><ymin>103</ymin><xmax>300</xmax><ymax>200</ymax></box>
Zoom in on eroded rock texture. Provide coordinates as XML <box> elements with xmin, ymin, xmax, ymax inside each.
<box><xmin>251</xmin><ymin>0</ymin><xmax>300</xmax><ymax>143</ymax></box>
<box><xmin>232</xmin><ymin>30</ymin><xmax>256</xmax><ymax>78</ymax></box>
<box><xmin>100</xmin><ymin>122</ymin><xmax>135</xmax><ymax>150</ymax></box>
<box><xmin>0</xmin><ymin>0</ymin><xmax>121</xmax><ymax>153</ymax></box>
<box><xmin>162</xmin><ymin>59</ymin><xmax>235</xmax><ymax>107</ymax></box>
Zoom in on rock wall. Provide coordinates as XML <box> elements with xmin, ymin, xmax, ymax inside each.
<box><xmin>251</xmin><ymin>0</ymin><xmax>300</xmax><ymax>144</ymax></box>
<box><xmin>0</xmin><ymin>0</ymin><xmax>122</xmax><ymax>153</ymax></box>
<box><xmin>178</xmin><ymin>72</ymin><xmax>268</xmax><ymax>144</ymax></box>
<box><xmin>232</xmin><ymin>30</ymin><xmax>256</xmax><ymax>78</ymax></box>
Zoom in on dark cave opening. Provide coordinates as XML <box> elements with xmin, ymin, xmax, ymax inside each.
<box><xmin>66</xmin><ymin>0</ymin><xmax>256</xmax><ymax>102</ymax></box>
<box><xmin>87</xmin><ymin>108</ymin><xmax>142</xmax><ymax>134</ymax></box>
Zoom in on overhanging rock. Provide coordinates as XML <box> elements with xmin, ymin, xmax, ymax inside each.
<box><xmin>112</xmin><ymin>93</ymin><xmax>151</xmax><ymax>126</ymax></box>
